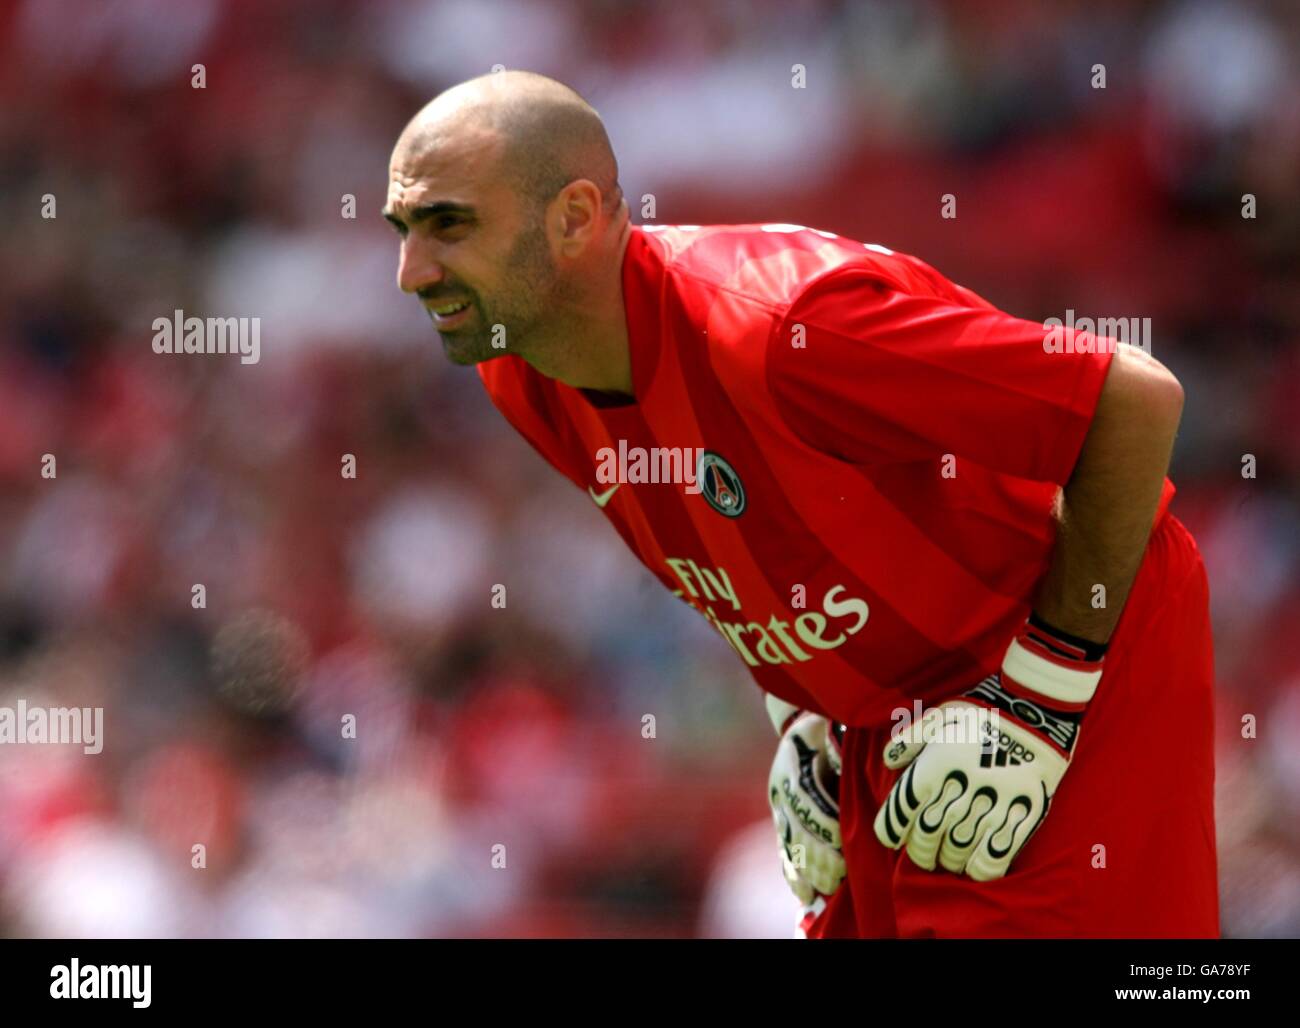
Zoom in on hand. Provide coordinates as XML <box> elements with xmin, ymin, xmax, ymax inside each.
<box><xmin>768</xmin><ymin>711</ymin><xmax>846</xmax><ymax>907</ymax></box>
<box><xmin>873</xmin><ymin>616</ymin><xmax>1104</xmax><ymax>881</ymax></box>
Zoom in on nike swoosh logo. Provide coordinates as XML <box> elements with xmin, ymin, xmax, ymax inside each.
<box><xmin>588</xmin><ymin>484</ymin><xmax>621</xmax><ymax>508</ymax></box>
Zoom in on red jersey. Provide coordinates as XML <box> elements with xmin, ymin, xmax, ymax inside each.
<box><xmin>477</xmin><ymin>224</ymin><xmax>1174</xmax><ymax>728</ymax></box>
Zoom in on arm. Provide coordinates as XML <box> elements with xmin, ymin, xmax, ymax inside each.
<box><xmin>766</xmin><ymin>269</ymin><xmax>1191</xmax><ymax>879</ymax></box>
<box><xmin>874</xmin><ymin>344</ymin><xmax>1187</xmax><ymax>880</ymax></box>
<box><xmin>1032</xmin><ymin>343</ymin><xmax>1185</xmax><ymax>644</ymax></box>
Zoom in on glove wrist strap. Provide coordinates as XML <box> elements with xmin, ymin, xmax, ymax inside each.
<box><xmin>765</xmin><ymin>693</ymin><xmax>804</xmax><ymax>737</ymax></box>
<box><xmin>1001</xmin><ymin>613</ymin><xmax>1107</xmax><ymax>706</ymax></box>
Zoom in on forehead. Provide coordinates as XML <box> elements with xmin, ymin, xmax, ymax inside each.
<box><xmin>387</xmin><ymin>119</ymin><xmax>509</xmax><ymax>212</ymax></box>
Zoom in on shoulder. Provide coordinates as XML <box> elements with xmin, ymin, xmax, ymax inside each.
<box><xmin>647</xmin><ymin>223</ymin><xmax>991</xmax><ymax>330</ymax></box>
<box><xmin>642</xmin><ymin>223</ymin><xmax>902</xmax><ymax>312</ymax></box>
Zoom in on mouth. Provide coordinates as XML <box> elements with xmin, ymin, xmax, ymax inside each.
<box><xmin>427</xmin><ymin>298</ymin><xmax>473</xmax><ymax>330</ymax></box>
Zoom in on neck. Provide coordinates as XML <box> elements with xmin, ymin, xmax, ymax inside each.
<box><xmin>521</xmin><ymin>220</ymin><xmax>634</xmax><ymax>397</ymax></box>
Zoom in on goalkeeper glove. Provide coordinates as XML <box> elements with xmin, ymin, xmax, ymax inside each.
<box><xmin>873</xmin><ymin>613</ymin><xmax>1106</xmax><ymax>881</ymax></box>
<box><xmin>767</xmin><ymin>694</ymin><xmax>846</xmax><ymax>919</ymax></box>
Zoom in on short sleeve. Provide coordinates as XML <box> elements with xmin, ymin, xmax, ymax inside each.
<box><xmin>767</xmin><ymin>268</ymin><xmax>1114</xmax><ymax>485</ymax></box>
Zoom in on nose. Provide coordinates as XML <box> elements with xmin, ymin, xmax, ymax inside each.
<box><xmin>396</xmin><ymin>234</ymin><xmax>445</xmax><ymax>295</ymax></box>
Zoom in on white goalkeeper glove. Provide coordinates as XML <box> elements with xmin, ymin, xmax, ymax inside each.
<box><xmin>767</xmin><ymin>695</ymin><xmax>846</xmax><ymax>916</ymax></box>
<box><xmin>873</xmin><ymin>614</ymin><xmax>1106</xmax><ymax>881</ymax></box>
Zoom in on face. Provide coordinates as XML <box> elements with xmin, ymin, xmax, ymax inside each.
<box><xmin>385</xmin><ymin>123</ymin><xmax>559</xmax><ymax>365</ymax></box>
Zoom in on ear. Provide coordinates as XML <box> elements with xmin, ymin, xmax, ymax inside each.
<box><xmin>550</xmin><ymin>179</ymin><xmax>604</xmax><ymax>254</ymax></box>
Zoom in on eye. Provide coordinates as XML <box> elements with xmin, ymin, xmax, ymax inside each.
<box><xmin>435</xmin><ymin>214</ymin><xmax>472</xmax><ymax>234</ymax></box>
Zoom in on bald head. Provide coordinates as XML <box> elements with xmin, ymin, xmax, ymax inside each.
<box><xmin>397</xmin><ymin>70</ymin><xmax>621</xmax><ymax>214</ymax></box>
<box><xmin>387</xmin><ymin>72</ymin><xmax>632</xmax><ymax>381</ymax></box>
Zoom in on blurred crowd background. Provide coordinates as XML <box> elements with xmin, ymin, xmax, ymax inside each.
<box><xmin>0</xmin><ymin>0</ymin><xmax>1297</xmax><ymax>938</ymax></box>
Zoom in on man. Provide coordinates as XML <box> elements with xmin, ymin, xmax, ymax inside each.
<box><xmin>383</xmin><ymin>70</ymin><xmax>1217</xmax><ymax>938</ymax></box>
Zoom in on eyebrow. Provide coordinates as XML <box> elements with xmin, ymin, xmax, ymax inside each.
<box><xmin>381</xmin><ymin>201</ymin><xmax>477</xmax><ymax>230</ymax></box>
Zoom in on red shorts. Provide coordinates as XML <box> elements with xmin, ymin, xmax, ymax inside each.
<box><xmin>809</xmin><ymin>512</ymin><xmax>1219</xmax><ymax>938</ymax></box>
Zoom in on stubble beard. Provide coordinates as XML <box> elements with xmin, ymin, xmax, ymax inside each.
<box><xmin>439</xmin><ymin>220</ymin><xmax>559</xmax><ymax>367</ymax></box>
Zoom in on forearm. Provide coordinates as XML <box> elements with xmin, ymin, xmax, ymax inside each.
<box><xmin>1032</xmin><ymin>344</ymin><xmax>1184</xmax><ymax>645</ymax></box>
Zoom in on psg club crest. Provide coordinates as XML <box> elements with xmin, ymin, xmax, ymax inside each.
<box><xmin>697</xmin><ymin>451</ymin><xmax>745</xmax><ymax>517</ymax></box>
